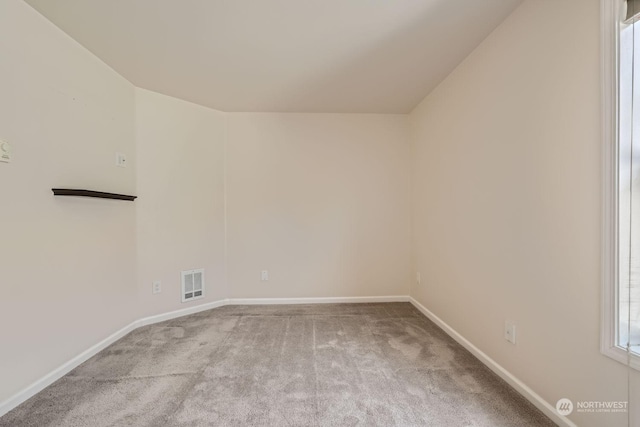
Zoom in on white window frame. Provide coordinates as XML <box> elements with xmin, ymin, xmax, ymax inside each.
<box><xmin>601</xmin><ymin>0</ymin><xmax>640</xmax><ymax>370</ymax></box>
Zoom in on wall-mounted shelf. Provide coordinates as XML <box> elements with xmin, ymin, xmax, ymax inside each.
<box><xmin>52</xmin><ymin>188</ymin><xmax>137</xmax><ymax>201</ymax></box>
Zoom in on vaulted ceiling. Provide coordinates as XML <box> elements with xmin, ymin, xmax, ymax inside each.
<box><xmin>23</xmin><ymin>0</ymin><xmax>523</xmax><ymax>113</ymax></box>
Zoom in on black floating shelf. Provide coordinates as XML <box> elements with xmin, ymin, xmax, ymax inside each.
<box><xmin>52</xmin><ymin>188</ymin><xmax>137</xmax><ymax>201</ymax></box>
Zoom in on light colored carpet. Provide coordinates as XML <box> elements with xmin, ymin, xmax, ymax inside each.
<box><xmin>0</xmin><ymin>303</ymin><xmax>555</xmax><ymax>426</ymax></box>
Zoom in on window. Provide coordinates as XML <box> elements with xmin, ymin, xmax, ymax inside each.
<box><xmin>602</xmin><ymin>0</ymin><xmax>640</xmax><ymax>369</ymax></box>
<box><xmin>619</xmin><ymin>5</ymin><xmax>640</xmax><ymax>357</ymax></box>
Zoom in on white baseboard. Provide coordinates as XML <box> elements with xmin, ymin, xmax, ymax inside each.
<box><xmin>228</xmin><ymin>295</ymin><xmax>409</xmax><ymax>305</ymax></box>
<box><xmin>136</xmin><ymin>299</ymin><xmax>229</xmax><ymax>327</ymax></box>
<box><xmin>408</xmin><ymin>297</ymin><xmax>575</xmax><ymax>427</ymax></box>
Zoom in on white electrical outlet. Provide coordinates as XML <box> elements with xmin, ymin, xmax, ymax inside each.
<box><xmin>116</xmin><ymin>152</ymin><xmax>127</xmax><ymax>167</ymax></box>
<box><xmin>416</xmin><ymin>272</ymin><xmax>421</xmax><ymax>284</ymax></box>
<box><xmin>261</xmin><ymin>270</ymin><xmax>269</xmax><ymax>281</ymax></box>
<box><xmin>504</xmin><ymin>320</ymin><xmax>516</xmax><ymax>344</ymax></box>
<box><xmin>152</xmin><ymin>281</ymin><xmax>162</xmax><ymax>294</ymax></box>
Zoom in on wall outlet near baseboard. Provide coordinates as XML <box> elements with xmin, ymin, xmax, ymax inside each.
<box><xmin>152</xmin><ymin>281</ymin><xmax>162</xmax><ymax>294</ymax></box>
<box><xmin>504</xmin><ymin>320</ymin><xmax>516</xmax><ymax>344</ymax></box>
<box><xmin>261</xmin><ymin>270</ymin><xmax>269</xmax><ymax>281</ymax></box>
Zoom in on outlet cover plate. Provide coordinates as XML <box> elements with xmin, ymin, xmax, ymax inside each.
<box><xmin>116</xmin><ymin>152</ymin><xmax>127</xmax><ymax>167</ymax></box>
<box><xmin>504</xmin><ymin>320</ymin><xmax>516</xmax><ymax>344</ymax></box>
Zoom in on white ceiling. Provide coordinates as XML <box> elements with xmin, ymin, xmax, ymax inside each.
<box><xmin>23</xmin><ymin>0</ymin><xmax>523</xmax><ymax>113</ymax></box>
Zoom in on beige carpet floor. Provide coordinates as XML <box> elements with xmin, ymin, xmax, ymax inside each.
<box><xmin>0</xmin><ymin>303</ymin><xmax>555</xmax><ymax>426</ymax></box>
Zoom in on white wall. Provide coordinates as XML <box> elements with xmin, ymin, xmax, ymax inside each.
<box><xmin>0</xmin><ymin>0</ymin><xmax>136</xmax><ymax>405</ymax></box>
<box><xmin>409</xmin><ymin>0</ymin><xmax>629</xmax><ymax>426</ymax></box>
<box><xmin>136</xmin><ymin>89</ymin><xmax>226</xmax><ymax>317</ymax></box>
<box><xmin>226</xmin><ymin>114</ymin><xmax>411</xmax><ymax>299</ymax></box>
<box><xmin>137</xmin><ymin>101</ymin><xmax>410</xmax><ymax>309</ymax></box>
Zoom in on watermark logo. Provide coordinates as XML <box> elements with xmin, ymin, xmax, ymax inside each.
<box><xmin>556</xmin><ymin>398</ymin><xmax>573</xmax><ymax>416</ymax></box>
<box><xmin>556</xmin><ymin>398</ymin><xmax>628</xmax><ymax>416</ymax></box>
